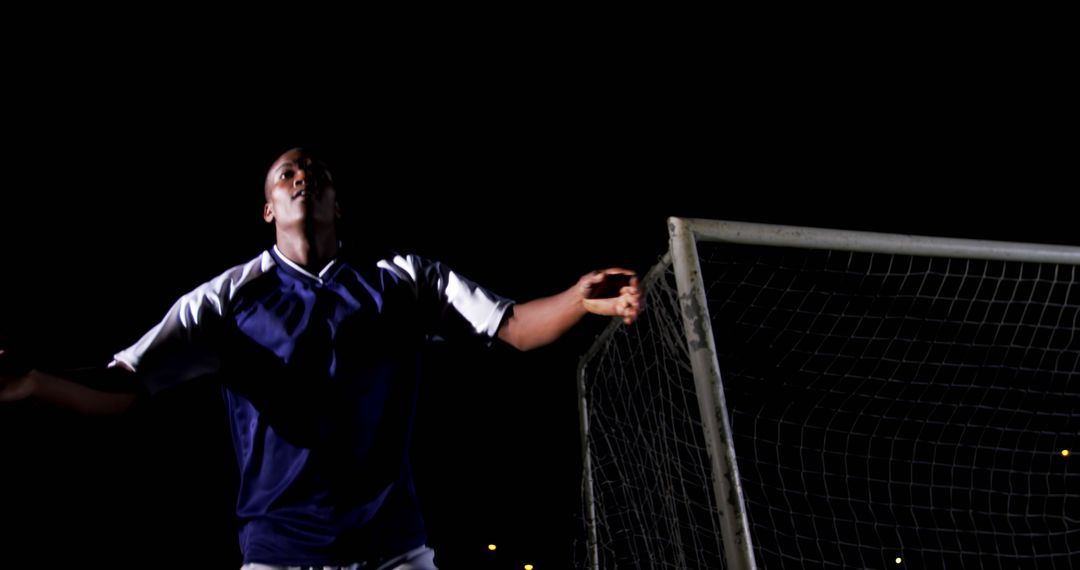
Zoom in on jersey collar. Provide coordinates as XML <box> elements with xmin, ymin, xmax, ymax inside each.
<box><xmin>272</xmin><ymin>244</ymin><xmax>339</xmax><ymax>284</ymax></box>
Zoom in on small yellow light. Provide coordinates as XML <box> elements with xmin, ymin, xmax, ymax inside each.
<box><xmin>895</xmin><ymin>557</ymin><xmax>902</xmax><ymax>564</ymax></box>
<box><xmin>524</xmin><ymin>566</ymin><xmax>534</xmax><ymax>570</ymax></box>
<box><xmin>487</xmin><ymin>544</ymin><xmax>497</xmax><ymax>551</ymax></box>
<box><xmin>1062</xmin><ymin>449</ymin><xmax>1070</xmax><ymax>457</ymax></box>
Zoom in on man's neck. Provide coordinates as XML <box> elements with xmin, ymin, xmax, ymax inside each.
<box><xmin>275</xmin><ymin>230</ymin><xmax>339</xmax><ymax>272</ymax></box>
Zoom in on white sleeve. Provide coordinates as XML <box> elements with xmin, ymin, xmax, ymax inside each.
<box><xmin>377</xmin><ymin>253</ymin><xmax>514</xmax><ymax>341</ymax></box>
<box><xmin>110</xmin><ymin>252</ymin><xmax>273</xmax><ymax>393</ymax></box>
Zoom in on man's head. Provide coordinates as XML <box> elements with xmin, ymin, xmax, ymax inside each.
<box><xmin>262</xmin><ymin>147</ymin><xmax>339</xmax><ymax>232</ymax></box>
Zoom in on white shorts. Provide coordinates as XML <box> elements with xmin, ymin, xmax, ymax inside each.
<box><xmin>240</xmin><ymin>545</ymin><xmax>437</xmax><ymax>570</ymax></box>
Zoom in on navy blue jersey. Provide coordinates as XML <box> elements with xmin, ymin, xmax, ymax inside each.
<box><xmin>111</xmin><ymin>246</ymin><xmax>513</xmax><ymax>565</ymax></box>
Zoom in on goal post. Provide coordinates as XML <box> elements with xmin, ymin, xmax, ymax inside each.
<box><xmin>669</xmin><ymin>217</ymin><xmax>756</xmax><ymax>570</ymax></box>
<box><xmin>578</xmin><ymin>217</ymin><xmax>1080</xmax><ymax>569</ymax></box>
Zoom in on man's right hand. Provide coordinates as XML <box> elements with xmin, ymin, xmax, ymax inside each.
<box><xmin>0</xmin><ymin>349</ymin><xmax>37</xmax><ymax>402</ymax></box>
<box><xmin>1</xmin><ymin>350</ymin><xmax>137</xmax><ymax>414</ymax></box>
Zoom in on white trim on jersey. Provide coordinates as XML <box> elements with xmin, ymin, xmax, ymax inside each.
<box><xmin>108</xmin><ymin>251</ymin><xmax>276</xmax><ymax>392</ymax></box>
<box><xmin>272</xmin><ymin>244</ymin><xmax>338</xmax><ymax>284</ymax></box>
<box><xmin>378</xmin><ymin>254</ymin><xmax>513</xmax><ymax>338</ymax></box>
<box><xmin>112</xmin><ymin>250</ymin><xmax>510</xmax><ymax>392</ymax></box>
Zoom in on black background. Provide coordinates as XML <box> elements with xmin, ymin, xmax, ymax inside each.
<box><xmin>0</xmin><ymin>24</ymin><xmax>1072</xmax><ymax>569</ymax></box>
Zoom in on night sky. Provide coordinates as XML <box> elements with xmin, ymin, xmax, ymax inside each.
<box><xmin>0</xmin><ymin>40</ymin><xmax>1070</xmax><ymax>569</ymax></box>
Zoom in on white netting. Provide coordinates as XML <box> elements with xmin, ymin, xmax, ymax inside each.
<box><xmin>580</xmin><ymin>256</ymin><xmax>727</xmax><ymax>569</ymax></box>
<box><xmin>580</xmin><ymin>240</ymin><xmax>1080</xmax><ymax>569</ymax></box>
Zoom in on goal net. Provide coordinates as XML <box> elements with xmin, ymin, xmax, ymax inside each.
<box><xmin>578</xmin><ymin>218</ymin><xmax>1080</xmax><ymax>569</ymax></box>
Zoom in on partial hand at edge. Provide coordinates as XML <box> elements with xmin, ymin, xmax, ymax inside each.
<box><xmin>0</xmin><ymin>349</ymin><xmax>37</xmax><ymax>403</ymax></box>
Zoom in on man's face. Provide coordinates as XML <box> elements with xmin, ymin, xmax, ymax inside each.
<box><xmin>263</xmin><ymin>148</ymin><xmax>338</xmax><ymax>229</ymax></box>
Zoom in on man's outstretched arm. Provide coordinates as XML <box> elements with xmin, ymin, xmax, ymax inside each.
<box><xmin>497</xmin><ymin>268</ymin><xmax>642</xmax><ymax>351</ymax></box>
<box><xmin>0</xmin><ymin>350</ymin><xmax>138</xmax><ymax>415</ymax></box>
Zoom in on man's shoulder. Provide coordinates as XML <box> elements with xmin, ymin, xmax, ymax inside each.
<box><xmin>215</xmin><ymin>250</ymin><xmax>277</xmax><ymax>285</ymax></box>
<box><xmin>191</xmin><ymin>251</ymin><xmax>278</xmax><ymax>302</ymax></box>
<box><xmin>336</xmin><ymin>249</ymin><xmax>443</xmax><ymax>290</ymax></box>
<box><xmin>340</xmin><ymin>245</ymin><xmax>411</xmax><ymax>265</ymax></box>
<box><xmin>340</xmin><ymin>248</ymin><xmax>431</xmax><ymax>272</ymax></box>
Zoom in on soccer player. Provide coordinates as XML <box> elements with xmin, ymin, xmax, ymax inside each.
<box><xmin>0</xmin><ymin>147</ymin><xmax>641</xmax><ymax>569</ymax></box>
